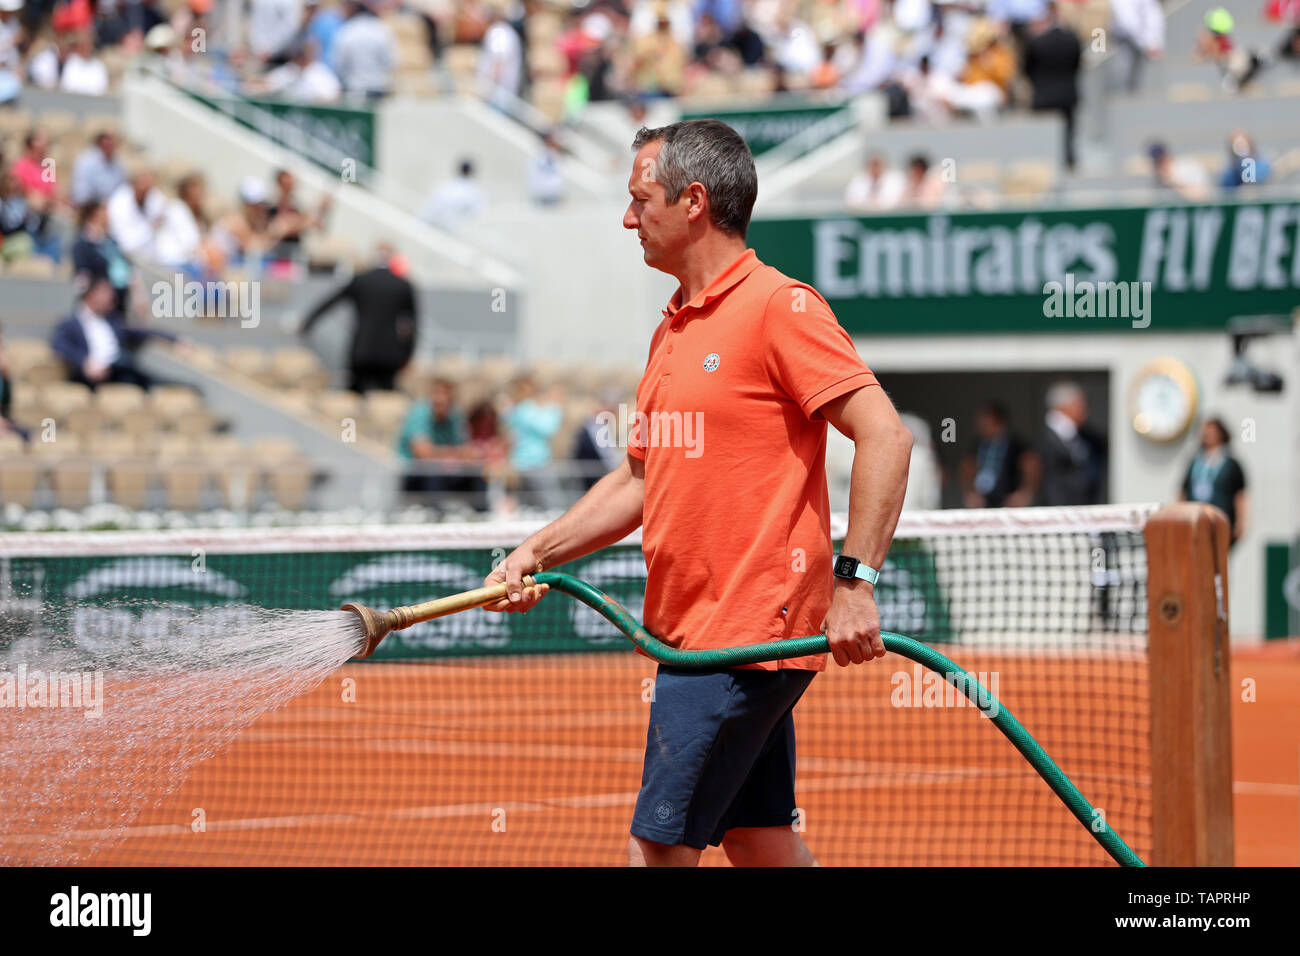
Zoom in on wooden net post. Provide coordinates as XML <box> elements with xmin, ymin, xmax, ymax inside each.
<box><xmin>1144</xmin><ymin>502</ymin><xmax>1235</xmax><ymax>865</ymax></box>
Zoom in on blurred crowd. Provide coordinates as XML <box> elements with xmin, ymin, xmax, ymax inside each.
<box><xmin>1</xmin><ymin>1</ymin><xmax>1298</xmax><ymax>113</ymax></box>
<box><xmin>0</xmin><ymin>115</ymin><xmax>333</xmax><ymax>280</ymax></box>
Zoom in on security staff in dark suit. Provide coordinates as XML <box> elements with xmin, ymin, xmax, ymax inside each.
<box><xmin>1037</xmin><ymin>382</ymin><xmax>1106</xmax><ymax>506</ymax></box>
<box><xmin>299</xmin><ymin>245</ymin><xmax>418</xmax><ymax>394</ymax></box>
<box><xmin>1023</xmin><ymin>3</ymin><xmax>1083</xmax><ymax>169</ymax></box>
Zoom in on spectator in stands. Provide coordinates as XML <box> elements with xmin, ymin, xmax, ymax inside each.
<box><xmin>1036</xmin><ymin>381</ymin><xmax>1105</xmax><ymax>506</ymax></box>
<box><xmin>301</xmin><ymin>0</ymin><xmax>344</xmax><ymax>71</ymax></box>
<box><xmin>629</xmin><ymin>10</ymin><xmax>687</xmax><ymax>97</ymax></box>
<box><xmin>948</xmin><ymin>18</ymin><xmax>1017</xmax><ymax>121</ymax></box>
<box><xmin>106</xmin><ymin>169</ymin><xmax>166</xmax><ymax>258</ymax></box>
<box><xmin>72</xmin><ymin>199</ymin><xmax>134</xmax><ymax>315</ymax></box>
<box><xmin>49</xmin><ymin>274</ymin><xmax>181</xmax><ymax>390</ymax></box>
<box><xmin>962</xmin><ymin>401</ymin><xmax>1039</xmax><ymax>508</ymax></box>
<box><xmin>27</xmin><ymin>28</ymin><xmax>73</xmax><ymax>90</ymax></box>
<box><xmin>1179</xmin><ymin>416</ymin><xmax>1248</xmax><ymax>546</ymax></box>
<box><xmin>571</xmin><ymin>391</ymin><xmax>624</xmax><ymax>491</ymax></box>
<box><xmin>151</xmin><ymin>172</ymin><xmax>214</xmax><ymax>276</ymax></box>
<box><xmin>898</xmin><ymin>55</ymin><xmax>950</xmax><ymax>124</ymax></box>
<box><xmin>467</xmin><ymin>397</ymin><xmax>508</xmax><ymax>468</ymax></box>
<box><xmin>844</xmin><ymin>153</ymin><xmax>906</xmax><ymax>211</ymax></box>
<box><xmin>1147</xmin><ymin>141</ymin><xmax>1210</xmax><ymax>201</ymax></box>
<box><xmin>0</xmin><ymin>0</ymin><xmax>23</xmax><ymax>106</ymax></box>
<box><xmin>504</xmin><ymin>374</ymin><xmax>564</xmax><ymax>510</ymax></box>
<box><xmin>95</xmin><ymin>0</ymin><xmax>163</xmax><ymax>49</ymax></box>
<box><xmin>477</xmin><ymin>10</ymin><xmax>523</xmax><ymax>109</ymax></box>
<box><xmin>0</xmin><ymin>167</ymin><xmax>54</xmax><ymax>262</ymax></box>
<box><xmin>1195</xmin><ymin>7</ymin><xmax>1263</xmax><ymax>92</ymax></box>
<box><xmin>899</xmin><ymin>154</ymin><xmax>948</xmax><ymax>208</ymax></box>
<box><xmin>11</xmin><ymin>129</ymin><xmax>55</xmax><ymax>203</ymax></box>
<box><xmin>0</xmin><ymin>320</ymin><xmax>29</xmax><ymax>441</ymax></box>
<box><xmin>332</xmin><ymin>0</ymin><xmax>396</xmax><ymax>98</ymax></box>
<box><xmin>1108</xmin><ymin>0</ymin><xmax>1164</xmax><ymax>93</ymax></box>
<box><xmin>249</xmin><ymin>0</ymin><xmax>305</xmax><ymax>66</ymax></box>
<box><xmin>398</xmin><ymin>377</ymin><xmax>485</xmax><ymax>506</ymax></box>
<box><xmin>420</xmin><ymin>158</ymin><xmax>486</xmax><ymax>231</ymax></box>
<box><xmin>988</xmin><ymin>0</ymin><xmax>1047</xmax><ymax>49</ymax></box>
<box><xmin>1219</xmin><ymin>130</ymin><xmax>1271</xmax><ymax>189</ymax></box>
<box><xmin>250</xmin><ymin>36</ymin><xmax>341</xmax><ymax>102</ymax></box>
<box><xmin>528</xmin><ymin>130</ymin><xmax>566</xmax><ymax>206</ymax></box>
<box><xmin>267</xmin><ymin>167</ymin><xmax>331</xmax><ymax>266</ymax></box>
<box><xmin>71</xmin><ymin>131</ymin><xmax>126</xmax><ymax>206</ymax></box>
<box><xmin>1022</xmin><ymin>2</ymin><xmax>1082</xmax><ymax>169</ymax></box>
<box><xmin>210</xmin><ymin>176</ymin><xmax>291</xmax><ymax>269</ymax></box>
<box><xmin>56</xmin><ymin>29</ymin><xmax>108</xmax><ymax>94</ymax></box>
<box><xmin>299</xmin><ymin>243</ymin><xmax>417</xmax><ymax>394</ymax></box>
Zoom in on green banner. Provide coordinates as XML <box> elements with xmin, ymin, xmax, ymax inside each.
<box><xmin>6</xmin><ymin>541</ymin><xmax>951</xmax><ymax>660</ymax></box>
<box><xmin>183</xmin><ymin>89</ymin><xmax>375</xmax><ymax>178</ymax></box>
<box><xmin>748</xmin><ymin>199</ymin><xmax>1300</xmax><ymax>335</ymax></box>
<box><xmin>1264</xmin><ymin>540</ymin><xmax>1300</xmax><ymax>640</ymax></box>
<box><xmin>681</xmin><ymin>100</ymin><xmax>851</xmax><ymax>157</ymax></box>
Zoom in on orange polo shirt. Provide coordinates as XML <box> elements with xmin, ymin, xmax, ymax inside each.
<box><xmin>627</xmin><ymin>248</ymin><xmax>880</xmax><ymax>671</ymax></box>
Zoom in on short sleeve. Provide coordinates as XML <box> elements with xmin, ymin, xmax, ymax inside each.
<box><xmin>1228</xmin><ymin>458</ymin><xmax>1246</xmax><ymax>494</ymax></box>
<box><xmin>763</xmin><ymin>282</ymin><xmax>878</xmax><ymax>420</ymax></box>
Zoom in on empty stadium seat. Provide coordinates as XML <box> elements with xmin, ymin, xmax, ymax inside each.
<box><xmin>0</xmin><ymin>458</ymin><xmax>41</xmax><ymax>508</ymax></box>
<box><xmin>267</xmin><ymin>460</ymin><xmax>315</xmax><ymax>510</ymax></box>
<box><xmin>161</xmin><ymin>460</ymin><xmax>208</xmax><ymax>511</ymax></box>
<box><xmin>106</xmin><ymin>458</ymin><xmax>154</xmax><ymax>510</ymax></box>
<box><xmin>49</xmin><ymin>458</ymin><xmax>94</xmax><ymax>509</ymax></box>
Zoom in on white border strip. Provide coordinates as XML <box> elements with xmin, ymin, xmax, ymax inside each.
<box><xmin>0</xmin><ymin>504</ymin><xmax>1160</xmax><ymax>558</ymax></box>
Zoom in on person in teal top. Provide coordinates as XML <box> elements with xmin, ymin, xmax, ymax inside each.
<box><xmin>505</xmin><ymin>375</ymin><xmax>564</xmax><ymax>509</ymax></box>
<box><xmin>399</xmin><ymin>378</ymin><xmax>479</xmax><ymax>506</ymax></box>
<box><xmin>1179</xmin><ymin>417</ymin><xmax>1248</xmax><ymax>546</ymax></box>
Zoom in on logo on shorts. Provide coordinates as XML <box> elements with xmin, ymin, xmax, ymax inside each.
<box><xmin>654</xmin><ymin>801</ymin><xmax>673</xmax><ymax>823</ymax></box>
<box><xmin>702</xmin><ymin>353</ymin><xmax>720</xmax><ymax>372</ymax></box>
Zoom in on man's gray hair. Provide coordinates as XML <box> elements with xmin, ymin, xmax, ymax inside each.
<box><xmin>631</xmin><ymin>120</ymin><xmax>758</xmax><ymax>238</ymax></box>
<box><xmin>1046</xmin><ymin>381</ymin><xmax>1086</xmax><ymax>411</ymax></box>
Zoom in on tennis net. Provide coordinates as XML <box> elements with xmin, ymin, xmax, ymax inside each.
<box><xmin>1</xmin><ymin>504</ymin><xmax>1181</xmax><ymax>865</ymax></box>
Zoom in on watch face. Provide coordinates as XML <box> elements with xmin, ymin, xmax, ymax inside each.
<box><xmin>834</xmin><ymin>556</ymin><xmax>856</xmax><ymax>578</ymax></box>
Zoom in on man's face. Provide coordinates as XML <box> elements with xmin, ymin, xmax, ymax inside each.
<box><xmin>99</xmin><ymin>135</ymin><xmax>117</xmax><ymax>158</ymax></box>
<box><xmin>975</xmin><ymin>410</ymin><xmax>1002</xmax><ymax>439</ymax></box>
<box><xmin>431</xmin><ymin>383</ymin><xmax>453</xmax><ymax>415</ymax></box>
<box><xmin>85</xmin><ymin>281</ymin><xmax>116</xmax><ymax>316</ymax></box>
<box><xmin>623</xmin><ymin>141</ymin><xmax>691</xmax><ymax>274</ymax></box>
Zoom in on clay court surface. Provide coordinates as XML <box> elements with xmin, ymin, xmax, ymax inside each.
<box><xmin>11</xmin><ymin>645</ymin><xmax>1297</xmax><ymax>867</ymax></box>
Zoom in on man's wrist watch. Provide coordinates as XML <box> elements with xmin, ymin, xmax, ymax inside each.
<box><xmin>833</xmin><ymin>554</ymin><xmax>880</xmax><ymax>585</ymax></box>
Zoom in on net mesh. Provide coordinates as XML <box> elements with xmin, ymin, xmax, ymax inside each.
<box><xmin>0</xmin><ymin>505</ymin><xmax>1155</xmax><ymax>866</ymax></box>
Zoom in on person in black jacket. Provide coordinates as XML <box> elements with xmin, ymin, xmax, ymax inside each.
<box><xmin>1023</xmin><ymin>3</ymin><xmax>1083</xmax><ymax>169</ymax></box>
<box><xmin>299</xmin><ymin>245</ymin><xmax>417</xmax><ymax>394</ymax></box>
<box><xmin>1036</xmin><ymin>381</ymin><xmax>1106</xmax><ymax>505</ymax></box>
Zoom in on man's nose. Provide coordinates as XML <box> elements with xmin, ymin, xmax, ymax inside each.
<box><xmin>623</xmin><ymin>206</ymin><xmax>638</xmax><ymax>230</ymax></box>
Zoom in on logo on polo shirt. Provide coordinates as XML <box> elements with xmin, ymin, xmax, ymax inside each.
<box><xmin>702</xmin><ymin>353</ymin><xmax>720</xmax><ymax>372</ymax></box>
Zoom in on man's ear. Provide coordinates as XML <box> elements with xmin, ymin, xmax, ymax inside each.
<box><xmin>684</xmin><ymin>182</ymin><xmax>708</xmax><ymax>223</ymax></box>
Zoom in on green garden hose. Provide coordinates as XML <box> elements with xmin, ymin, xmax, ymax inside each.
<box><xmin>533</xmin><ymin>570</ymin><xmax>1146</xmax><ymax>867</ymax></box>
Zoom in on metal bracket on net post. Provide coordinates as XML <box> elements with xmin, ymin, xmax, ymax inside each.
<box><xmin>1144</xmin><ymin>502</ymin><xmax>1235</xmax><ymax>866</ymax></box>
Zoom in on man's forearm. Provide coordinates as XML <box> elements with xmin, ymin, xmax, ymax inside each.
<box><xmin>841</xmin><ymin>427</ymin><xmax>912</xmax><ymax>570</ymax></box>
<box><xmin>525</xmin><ymin>458</ymin><xmax>644</xmax><ymax>569</ymax></box>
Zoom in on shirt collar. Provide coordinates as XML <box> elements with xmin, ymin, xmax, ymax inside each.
<box><xmin>662</xmin><ymin>248</ymin><xmax>762</xmax><ymax>320</ymax></box>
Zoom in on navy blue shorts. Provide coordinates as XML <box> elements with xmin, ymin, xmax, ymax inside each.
<box><xmin>630</xmin><ymin>664</ymin><xmax>816</xmax><ymax>850</ymax></box>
